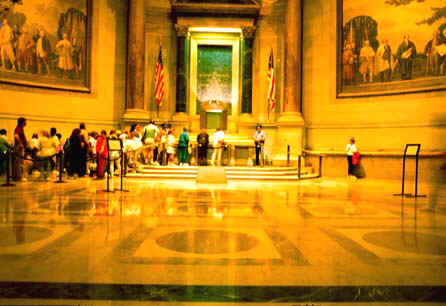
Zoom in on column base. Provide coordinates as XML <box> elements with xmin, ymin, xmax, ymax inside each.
<box><xmin>122</xmin><ymin>109</ymin><xmax>151</xmax><ymax>123</ymax></box>
<box><xmin>277</xmin><ymin>112</ymin><xmax>305</xmax><ymax>125</ymax></box>
<box><xmin>273</xmin><ymin>112</ymin><xmax>305</xmax><ymax>165</ymax></box>
<box><xmin>171</xmin><ymin>112</ymin><xmax>191</xmax><ymax>132</ymax></box>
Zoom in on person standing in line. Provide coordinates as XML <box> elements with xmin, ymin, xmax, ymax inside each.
<box><xmin>197</xmin><ymin>128</ymin><xmax>209</xmax><ymax>166</ymax></box>
<box><xmin>12</xmin><ymin>117</ymin><xmax>27</xmax><ymax>181</ymax></box>
<box><xmin>178</xmin><ymin>128</ymin><xmax>189</xmax><ymax>166</ymax></box>
<box><xmin>346</xmin><ymin>137</ymin><xmax>357</xmax><ymax>178</ymax></box>
<box><xmin>95</xmin><ymin>130</ymin><xmax>108</xmax><ymax>179</ymax></box>
<box><xmin>211</xmin><ymin>128</ymin><xmax>225</xmax><ymax>166</ymax></box>
<box><xmin>253</xmin><ymin>125</ymin><xmax>266</xmax><ymax>166</ymax></box>
<box><xmin>38</xmin><ymin>130</ymin><xmax>56</xmax><ymax>180</ymax></box>
<box><xmin>142</xmin><ymin>120</ymin><xmax>158</xmax><ymax>165</ymax></box>
<box><xmin>49</xmin><ymin>127</ymin><xmax>59</xmax><ymax>171</ymax></box>
<box><xmin>157</xmin><ymin>125</ymin><xmax>168</xmax><ymax>166</ymax></box>
<box><xmin>0</xmin><ymin>129</ymin><xmax>11</xmax><ymax>176</ymax></box>
<box><xmin>166</xmin><ymin>129</ymin><xmax>176</xmax><ymax>166</ymax></box>
<box><xmin>79</xmin><ymin>123</ymin><xmax>89</xmax><ymax>177</ymax></box>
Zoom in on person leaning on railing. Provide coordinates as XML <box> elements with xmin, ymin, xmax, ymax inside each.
<box><xmin>0</xmin><ymin>129</ymin><xmax>12</xmax><ymax>176</ymax></box>
<box><xmin>37</xmin><ymin>130</ymin><xmax>57</xmax><ymax>180</ymax></box>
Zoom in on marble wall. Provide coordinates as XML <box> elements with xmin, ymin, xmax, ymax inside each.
<box><xmin>0</xmin><ymin>0</ymin><xmax>127</xmax><ymax>140</ymax></box>
<box><xmin>303</xmin><ymin>0</ymin><xmax>446</xmax><ymax>152</ymax></box>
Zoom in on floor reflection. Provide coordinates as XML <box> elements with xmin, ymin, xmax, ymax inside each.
<box><xmin>0</xmin><ymin>177</ymin><xmax>445</xmax><ymax>305</ymax></box>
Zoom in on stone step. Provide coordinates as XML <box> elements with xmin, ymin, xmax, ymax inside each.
<box><xmin>136</xmin><ymin>169</ymin><xmax>311</xmax><ymax>176</ymax></box>
<box><xmin>126</xmin><ymin>166</ymin><xmax>316</xmax><ymax>181</ymax></box>
<box><xmin>126</xmin><ymin>173</ymin><xmax>319</xmax><ymax>181</ymax></box>
<box><xmin>138</xmin><ymin>166</ymin><xmax>304</xmax><ymax>172</ymax></box>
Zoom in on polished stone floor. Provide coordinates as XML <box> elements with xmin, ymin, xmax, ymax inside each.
<box><xmin>0</xmin><ymin>175</ymin><xmax>446</xmax><ymax>305</ymax></box>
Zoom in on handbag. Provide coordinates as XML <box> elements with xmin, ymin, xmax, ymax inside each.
<box><xmin>352</xmin><ymin>151</ymin><xmax>360</xmax><ymax>165</ymax></box>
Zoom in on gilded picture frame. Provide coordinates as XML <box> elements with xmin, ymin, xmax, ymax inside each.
<box><xmin>337</xmin><ymin>0</ymin><xmax>446</xmax><ymax>98</ymax></box>
<box><xmin>0</xmin><ymin>0</ymin><xmax>92</xmax><ymax>92</ymax></box>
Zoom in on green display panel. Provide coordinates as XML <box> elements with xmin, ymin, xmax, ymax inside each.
<box><xmin>206</xmin><ymin>112</ymin><xmax>222</xmax><ymax>130</ymax></box>
<box><xmin>197</xmin><ymin>45</ymin><xmax>232</xmax><ymax>113</ymax></box>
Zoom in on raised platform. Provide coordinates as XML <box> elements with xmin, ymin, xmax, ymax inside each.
<box><xmin>126</xmin><ymin>165</ymin><xmax>318</xmax><ymax>181</ymax></box>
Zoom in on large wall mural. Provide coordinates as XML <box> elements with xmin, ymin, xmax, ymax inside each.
<box><xmin>0</xmin><ymin>0</ymin><xmax>91</xmax><ymax>92</ymax></box>
<box><xmin>337</xmin><ymin>0</ymin><xmax>446</xmax><ymax>97</ymax></box>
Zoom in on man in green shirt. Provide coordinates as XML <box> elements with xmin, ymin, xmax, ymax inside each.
<box><xmin>178</xmin><ymin>128</ymin><xmax>189</xmax><ymax>166</ymax></box>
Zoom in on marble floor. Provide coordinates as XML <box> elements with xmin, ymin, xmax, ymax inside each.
<box><xmin>0</xmin><ymin>174</ymin><xmax>445</xmax><ymax>305</ymax></box>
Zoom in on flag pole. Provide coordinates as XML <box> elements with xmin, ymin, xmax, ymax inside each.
<box><xmin>267</xmin><ymin>100</ymin><xmax>270</xmax><ymax>121</ymax></box>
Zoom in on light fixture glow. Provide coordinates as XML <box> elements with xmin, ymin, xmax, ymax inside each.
<box><xmin>189</xmin><ymin>27</ymin><xmax>242</xmax><ymax>33</ymax></box>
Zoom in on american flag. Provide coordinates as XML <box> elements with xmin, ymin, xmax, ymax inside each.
<box><xmin>154</xmin><ymin>47</ymin><xmax>165</xmax><ymax>107</ymax></box>
<box><xmin>267</xmin><ymin>49</ymin><xmax>276</xmax><ymax>113</ymax></box>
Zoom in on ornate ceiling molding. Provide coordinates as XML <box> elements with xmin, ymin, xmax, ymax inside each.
<box><xmin>170</xmin><ymin>0</ymin><xmax>261</xmax><ymax>19</ymax></box>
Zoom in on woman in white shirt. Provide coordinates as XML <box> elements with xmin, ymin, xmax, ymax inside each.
<box><xmin>211</xmin><ymin>128</ymin><xmax>225</xmax><ymax>166</ymax></box>
<box><xmin>346</xmin><ymin>137</ymin><xmax>357</xmax><ymax>177</ymax></box>
<box><xmin>38</xmin><ymin>130</ymin><xmax>57</xmax><ymax>180</ymax></box>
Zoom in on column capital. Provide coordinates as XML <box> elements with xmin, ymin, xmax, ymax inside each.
<box><xmin>175</xmin><ymin>24</ymin><xmax>189</xmax><ymax>37</ymax></box>
<box><xmin>242</xmin><ymin>26</ymin><xmax>256</xmax><ymax>39</ymax></box>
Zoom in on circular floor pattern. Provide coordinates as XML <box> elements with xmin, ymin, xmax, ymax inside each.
<box><xmin>156</xmin><ymin>230</ymin><xmax>259</xmax><ymax>254</ymax></box>
<box><xmin>0</xmin><ymin>226</ymin><xmax>53</xmax><ymax>246</ymax></box>
<box><xmin>363</xmin><ymin>231</ymin><xmax>446</xmax><ymax>255</ymax></box>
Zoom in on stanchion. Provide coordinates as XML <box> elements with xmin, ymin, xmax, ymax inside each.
<box><xmin>103</xmin><ymin>154</ymin><xmax>113</xmax><ymax>193</ymax></box>
<box><xmin>54</xmin><ymin>152</ymin><xmax>66</xmax><ymax>184</ymax></box>
<box><xmin>393</xmin><ymin>144</ymin><xmax>426</xmax><ymax>198</ymax></box>
<box><xmin>297</xmin><ymin>155</ymin><xmax>301</xmax><ymax>179</ymax></box>
<box><xmin>1</xmin><ymin>149</ymin><xmax>15</xmax><ymax>187</ymax></box>
<box><xmin>287</xmin><ymin>145</ymin><xmax>290</xmax><ymax>167</ymax></box>
<box><xmin>120</xmin><ymin>151</ymin><xmax>129</xmax><ymax>192</ymax></box>
<box><xmin>318</xmin><ymin>154</ymin><xmax>323</xmax><ymax>178</ymax></box>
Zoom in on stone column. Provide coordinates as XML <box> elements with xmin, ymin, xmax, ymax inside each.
<box><xmin>276</xmin><ymin>0</ymin><xmax>304</xmax><ymax>165</ymax></box>
<box><xmin>283</xmin><ymin>0</ymin><xmax>301</xmax><ymax>114</ymax></box>
<box><xmin>175</xmin><ymin>25</ymin><xmax>188</xmax><ymax>113</ymax></box>
<box><xmin>172</xmin><ymin>24</ymin><xmax>190</xmax><ymax>133</ymax></box>
<box><xmin>123</xmin><ymin>0</ymin><xmax>148</xmax><ymax>122</ymax></box>
<box><xmin>241</xmin><ymin>26</ymin><xmax>255</xmax><ymax>114</ymax></box>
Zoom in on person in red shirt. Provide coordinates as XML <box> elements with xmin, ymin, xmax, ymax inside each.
<box><xmin>96</xmin><ymin>130</ymin><xmax>108</xmax><ymax>179</ymax></box>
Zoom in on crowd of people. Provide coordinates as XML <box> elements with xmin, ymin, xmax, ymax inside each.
<box><xmin>1</xmin><ymin>118</ymin><xmax>268</xmax><ymax>182</ymax></box>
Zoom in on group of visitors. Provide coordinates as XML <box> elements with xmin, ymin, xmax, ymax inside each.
<box><xmin>140</xmin><ymin>120</ymin><xmax>190</xmax><ymax>167</ymax></box>
<box><xmin>0</xmin><ymin>117</ymin><xmax>300</xmax><ymax>182</ymax></box>
<box><xmin>0</xmin><ymin>118</ymin><xmax>235</xmax><ymax>182</ymax></box>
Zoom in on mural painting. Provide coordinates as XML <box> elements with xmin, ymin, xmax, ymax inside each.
<box><xmin>338</xmin><ymin>0</ymin><xmax>446</xmax><ymax>97</ymax></box>
<box><xmin>0</xmin><ymin>0</ymin><xmax>90</xmax><ymax>92</ymax></box>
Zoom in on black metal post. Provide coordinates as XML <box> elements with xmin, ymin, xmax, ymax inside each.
<box><xmin>55</xmin><ymin>152</ymin><xmax>66</xmax><ymax>184</ymax></box>
<box><xmin>401</xmin><ymin>157</ymin><xmax>406</xmax><ymax>196</ymax></box>
<box><xmin>410</xmin><ymin>152</ymin><xmax>426</xmax><ymax>198</ymax></box>
<box><xmin>106</xmin><ymin>153</ymin><xmax>110</xmax><ymax>192</ymax></box>
<box><xmin>2</xmin><ymin>149</ymin><xmax>14</xmax><ymax>187</ymax></box>
<box><xmin>318</xmin><ymin>155</ymin><xmax>323</xmax><ymax>178</ymax></box>
<box><xmin>297</xmin><ymin>155</ymin><xmax>301</xmax><ymax>179</ymax></box>
<box><xmin>287</xmin><ymin>145</ymin><xmax>290</xmax><ymax>167</ymax></box>
<box><xmin>415</xmin><ymin>154</ymin><xmax>419</xmax><ymax>197</ymax></box>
